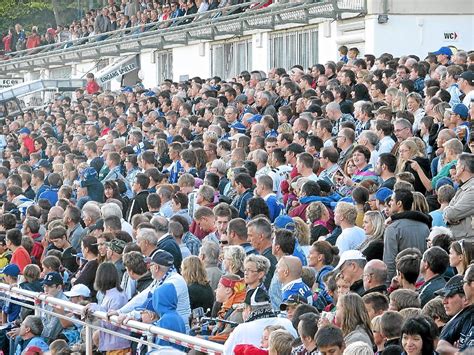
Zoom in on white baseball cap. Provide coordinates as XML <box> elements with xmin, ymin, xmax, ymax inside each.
<box><xmin>334</xmin><ymin>250</ymin><xmax>366</xmax><ymax>271</ymax></box>
<box><xmin>64</xmin><ymin>284</ymin><xmax>91</xmax><ymax>298</ymax></box>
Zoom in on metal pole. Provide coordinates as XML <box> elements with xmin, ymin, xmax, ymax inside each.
<box><xmin>85</xmin><ymin>321</ymin><xmax>93</xmax><ymax>354</ymax></box>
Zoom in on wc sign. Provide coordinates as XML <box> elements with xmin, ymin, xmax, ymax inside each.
<box><xmin>443</xmin><ymin>31</ymin><xmax>459</xmax><ymax>42</ymax></box>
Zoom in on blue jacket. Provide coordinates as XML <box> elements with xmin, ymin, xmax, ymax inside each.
<box><xmin>39</xmin><ymin>187</ymin><xmax>59</xmax><ymax>206</ymax></box>
<box><xmin>265</xmin><ymin>194</ymin><xmax>284</xmax><ymax>222</ymax></box>
<box><xmin>299</xmin><ymin>192</ymin><xmax>341</xmax><ymax>210</ymax></box>
<box><xmin>152</xmin><ymin>283</ymin><xmax>186</xmax><ymax>351</ymax></box>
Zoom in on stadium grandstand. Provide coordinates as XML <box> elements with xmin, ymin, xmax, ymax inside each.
<box><xmin>0</xmin><ymin>0</ymin><xmax>472</xmax><ymax>354</ymax></box>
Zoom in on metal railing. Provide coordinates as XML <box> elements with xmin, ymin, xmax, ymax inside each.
<box><xmin>0</xmin><ymin>0</ymin><xmax>367</xmax><ymax>75</ymax></box>
<box><xmin>0</xmin><ymin>283</ymin><xmax>224</xmax><ymax>354</ymax></box>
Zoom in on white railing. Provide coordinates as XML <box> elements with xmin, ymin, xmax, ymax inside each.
<box><xmin>0</xmin><ymin>283</ymin><xmax>224</xmax><ymax>354</ymax></box>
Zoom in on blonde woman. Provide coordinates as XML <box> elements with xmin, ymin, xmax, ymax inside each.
<box><xmin>392</xmin><ymin>90</ymin><xmax>407</xmax><ymax>112</ymax></box>
<box><xmin>359</xmin><ymin>211</ymin><xmax>385</xmax><ymax>261</ymax></box>
<box><xmin>335</xmin><ymin>293</ymin><xmax>374</xmax><ymax>347</ymax></box>
<box><xmin>385</xmin><ymin>87</ymin><xmax>398</xmax><ymax>110</ymax></box>
<box><xmin>181</xmin><ymin>255</ymin><xmax>214</xmax><ymax>312</ymax></box>
<box><xmin>293</xmin><ymin>216</ymin><xmax>310</xmax><ymax>257</ymax></box>
<box><xmin>222</xmin><ymin>245</ymin><xmax>245</xmax><ymax>277</ymax></box>
<box><xmin>397</xmin><ymin>140</ymin><xmax>431</xmax><ymax>194</ymax></box>
<box><xmin>412</xmin><ymin>192</ymin><xmax>429</xmax><ymax>214</ymax></box>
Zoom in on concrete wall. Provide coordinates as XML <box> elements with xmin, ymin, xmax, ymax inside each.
<box><xmin>365</xmin><ymin>14</ymin><xmax>473</xmax><ymax>57</ymax></box>
<box><xmin>252</xmin><ymin>32</ymin><xmax>269</xmax><ymax>72</ymax></box>
<box><xmin>172</xmin><ymin>42</ymin><xmax>211</xmax><ymax>82</ymax></box>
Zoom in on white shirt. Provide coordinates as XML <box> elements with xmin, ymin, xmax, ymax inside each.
<box><xmin>224</xmin><ymin>317</ymin><xmax>297</xmax><ymax>355</ymax></box>
<box><xmin>462</xmin><ymin>89</ymin><xmax>474</xmax><ymax>107</ymax></box>
<box><xmin>378</xmin><ymin>136</ymin><xmax>395</xmax><ymax>155</ymax></box>
<box><xmin>335</xmin><ymin>226</ymin><xmax>366</xmax><ymax>253</ymax></box>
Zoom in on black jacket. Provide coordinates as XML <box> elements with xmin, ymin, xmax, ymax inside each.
<box><xmin>126</xmin><ymin>190</ymin><xmax>149</xmax><ymax>222</ymax></box>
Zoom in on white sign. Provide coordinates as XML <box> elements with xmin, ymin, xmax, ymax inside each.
<box><xmin>0</xmin><ymin>78</ymin><xmax>24</xmax><ymax>88</ymax></box>
<box><xmin>97</xmin><ymin>56</ymin><xmax>139</xmax><ymax>85</ymax></box>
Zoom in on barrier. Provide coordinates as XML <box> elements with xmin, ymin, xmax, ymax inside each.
<box><xmin>0</xmin><ymin>0</ymin><xmax>367</xmax><ymax>75</ymax></box>
<box><xmin>0</xmin><ymin>283</ymin><xmax>224</xmax><ymax>354</ymax></box>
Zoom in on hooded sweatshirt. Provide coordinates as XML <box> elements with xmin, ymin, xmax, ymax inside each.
<box><xmin>152</xmin><ymin>283</ymin><xmax>186</xmax><ymax>351</ymax></box>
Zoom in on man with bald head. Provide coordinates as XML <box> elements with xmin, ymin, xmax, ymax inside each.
<box><xmin>276</xmin><ymin>255</ymin><xmax>313</xmax><ymax>305</ymax></box>
<box><xmin>362</xmin><ymin>259</ymin><xmax>388</xmax><ymax>296</ymax></box>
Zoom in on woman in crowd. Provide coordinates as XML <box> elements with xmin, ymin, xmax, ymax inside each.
<box><xmin>392</xmin><ymin>90</ymin><xmax>408</xmax><ymax>112</ymax></box>
<box><xmin>124</xmin><ymin>154</ymin><xmax>140</xmax><ymax>189</ymax></box>
<box><xmin>73</xmin><ymin>235</ymin><xmax>99</xmax><ymax>296</ymax></box>
<box><xmin>449</xmin><ymin>240</ymin><xmax>474</xmax><ymax>276</ymax></box>
<box><xmin>243</xmin><ymin>254</ymin><xmax>270</xmax><ymax>290</ymax></box>
<box><xmin>400</xmin><ymin>316</ymin><xmax>436</xmax><ymax>355</ymax></box>
<box><xmin>306</xmin><ymin>201</ymin><xmax>334</xmax><ymax>244</ymax></box>
<box><xmin>222</xmin><ymin>246</ymin><xmax>245</xmax><ymax>278</ymax></box>
<box><xmin>335</xmin><ymin>293</ymin><xmax>374</xmax><ymax>347</ymax></box>
<box><xmin>171</xmin><ymin>192</ymin><xmax>192</xmax><ymax>224</ymax></box>
<box><xmin>96</xmin><ymin>232</ymin><xmax>115</xmax><ymax>264</ymax></box>
<box><xmin>86</xmin><ymin>262</ymin><xmax>130</xmax><ymax>354</ymax></box>
<box><xmin>308</xmin><ymin>240</ymin><xmax>338</xmax><ymax>307</ymax></box>
<box><xmin>181</xmin><ymin>255</ymin><xmax>215</xmax><ymax>313</ymax></box>
<box><xmin>397</xmin><ymin>140</ymin><xmax>431</xmax><ymax>194</ymax></box>
<box><xmin>103</xmin><ymin>180</ymin><xmax>128</xmax><ymax>217</ymax></box>
<box><xmin>359</xmin><ymin>210</ymin><xmax>385</xmax><ymax>261</ymax></box>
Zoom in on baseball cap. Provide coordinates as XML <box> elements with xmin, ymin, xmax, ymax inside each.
<box><xmin>121</xmin><ymin>86</ymin><xmax>133</xmax><ymax>93</ymax></box>
<box><xmin>64</xmin><ymin>284</ymin><xmax>91</xmax><ymax>298</ymax></box>
<box><xmin>38</xmin><ymin>159</ymin><xmax>52</xmax><ymax>169</ymax></box>
<box><xmin>107</xmin><ymin>239</ymin><xmax>127</xmax><ymax>255</ymax></box>
<box><xmin>375</xmin><ymin>187</ymin><xmax>393</xmax><ymax>204</ymax></box>
<box><xmin>245</xmin><ymin>287</ymin><xmax>270</xmax><ymax>306</ymax></box>
<box><xmin>229</xmin><ymin>121</ymin><xmax>246</xmax><ymax>133</ymax></box>
<box><xmin>435</xmin><ymin>177</ymin><xmax>454</xmax><ymax>190</ymax></box>
<box><xmin>280</xmin><ymin>293</ymin><xmax>308</xmax><ymax>311</ymax></box>
<box><xmin>0</xmin><ymin>264</ymin><xmax>20</xmax><ymax>278</ymax></box>
<box><xmin>450</xmin><ymin>103</ymin><xmax>469</xmax><ymax>119</ymax></box>
<box><xmin>460</xmin><ymin>71</ymin><xmax>474</xmax><ymax>86</ymax></box>
<box><xmin>274</xmin><ymin>215</ymin><xmax>295</xmax><ymax>231</ymax></box>
<box><xmin>89</xmin><ymin>219</ymin><xmax>104</xmax><ymax>233</ymax></box>
<box><xmin>148</xmin><ymin>250</ymin><xmax>174</xmax><ymax>267</ymax></box>
<box><xmin>42</xmin><ymin>272</ymin><xmax>64</xmax><ymax>286</ymax></box>
<box><xmin>435</xmin><ymin>275</ymin><xmax>464</xmax><ymax>297</ymax></box>
<box><xmin>18</xmin><ymin>128</ymin><xmax>31</xmax><ymax>135</ymax></box>
<box><xmin>432</xmin><ymin>46</ymin><xmax>453</xmax><ymax>57</ymax></box>
<box><xmin>334</xmin><ymin>250</ymin><xmax>366</xmax><ymax>271</ymax></box>
<box><xmin>247</xmin><ymin>114</ymin><xmax>262</xmax><ymax>124</ymax></box>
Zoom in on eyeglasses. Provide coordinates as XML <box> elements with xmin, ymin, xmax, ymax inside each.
<box><xmin>219</xmin><ymin>240</ymin><xmax>229</xmax><ymax>245</ymax></box>
<box><xmin>394</xmin><ymin>127</ymin><xmax>409</xmax><ymax>133</ymax></box>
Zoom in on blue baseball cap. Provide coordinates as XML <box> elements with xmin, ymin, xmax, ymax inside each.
<box><xmin>432</xmin><ymin>46</ymin><xmax>453</xmax><ymax>57</ymax></box>
<box><xmin>274</xmin><ymin>215</ymin><xmax>295</xmax><ymax>231</ymax></box>
<box><xmin>0</xmin><ymin>264</ymin><xmax>20</xmax><ymax>277</ymax></box>
<box><xmin>450</xmin><ymin>103</ymin><xmax>469</xmax><ymax>119</ymax></box>
<box><xmin>247</xmin><ymin>114</ymin><xmax>262</xmax><ymax>124</ymax></box>
<box><xmin>121</xmin><ymin>86</ymin><xmax>133</xmax><ymax>93</ymax></box>
<box><xmin>42</xmin><ymin>272</ymin><xmax>63</xmax><ymax>286</ymax></box>
<box><xmin>375</xmin><ymin>187</ymin><xmax>393</xmax><ymax>203</ymax></box>
<box><xmin>143</xmin><ymin>90</ymin><xmax>155</xmax><ymax>97</ymax></box>
<box><xmin>435</xmin><ymin>177</ymin><xmax>454</xmax><ymax>190</ymax></box>
<box><xmin>18</xmin><ymin>128</ymin><xmax>31</xmax><ymax>135</ymax></box>
<box><xmin>229</xmin><ymin>121</ymin><xmax>246</xmax><ymax>133</ymax></box>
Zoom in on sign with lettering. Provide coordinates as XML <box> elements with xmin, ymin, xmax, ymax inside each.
<box><xmin>97</xmin><ymin>56</ymin><xmax>139</xmax><ymax>84</ymax></box>
<box><xmin>443</xmin><ymin>32</ymin><xmax>459</xmax><ymax>41</ymax></box>
<box><xmin>0</xmin><ymin>78</ymin><xmax>24</xmax><ymax>88</ymax></box>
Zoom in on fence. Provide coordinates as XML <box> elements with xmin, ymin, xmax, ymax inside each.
<box><xmin>0</xmin><ymin>283</ymin><xmax>224</xmax><ymax>354</ymax></box>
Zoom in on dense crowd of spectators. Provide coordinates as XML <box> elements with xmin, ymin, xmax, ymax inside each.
<box><xmin>1</xmin><ymin>0</ymin><xmax>269</xmax><ymax>54</ymax></box>
<box><xmin>0</xmin><ymin>43</ymin><xmax>473</xmax><ymax>355</ymax></box>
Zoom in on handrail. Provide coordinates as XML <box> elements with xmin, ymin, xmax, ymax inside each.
<box><xmin>0</xmin><ymin>283</ymin><xmax>225</xmax><ymax>354</ymax></box>
<box><xmin>3</xmin><ymin>0</ymin><xmax>262</xmax><ymax>61</ymax></box>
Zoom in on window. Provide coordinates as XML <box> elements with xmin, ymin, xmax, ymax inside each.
<box><xmin>156</xmin><ymin>50</ymin><xmax>173</xmax><ymax>83</ymax></box>
<box><xmin>269</xmin><ymin>28</ymin><xmax>318</xmax><ymax>70</ymax></box>
<box><xmin>211</xmin><ymin>38</ymin><xmax>252</xmax><ymax>79</ymax></box>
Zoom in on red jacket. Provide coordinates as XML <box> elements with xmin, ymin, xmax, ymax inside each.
<box><xmin>11</xmin><ymin>246</ymin><xmax>31</xmax><ymax>273</ymax></box>
<box><xmin>86</xmin><ymin>80</ymin><xmax>100</xmax><ymax>94</ymax></box>
<box><xmin>22</xmin><ymin>136</ymin><xmax>35</xmax><ymax>154</ymax></box>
